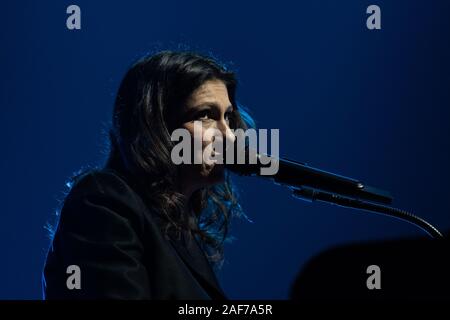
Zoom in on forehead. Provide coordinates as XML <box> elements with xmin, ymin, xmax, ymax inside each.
<box><xmin>187</xmin><ymin>80</ymin><xmax>230</xmax><ymax>105</ymax></box>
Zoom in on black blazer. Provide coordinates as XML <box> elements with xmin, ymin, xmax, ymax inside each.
<box><xmin>42</xmin><ymin>169</ymin><xmax>227</xmax><ymax>300</ymax></box>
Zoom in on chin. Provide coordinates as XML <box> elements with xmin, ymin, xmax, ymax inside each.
<box><xmin>201</xmin><ymin>163</ymin><xmax>225</xmax><ymax>186</ymax></box>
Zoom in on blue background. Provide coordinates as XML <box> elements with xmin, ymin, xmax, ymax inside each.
<box><xmin>1</xmin><ymin>0</ymin><xmax>449</xmax><ymax>299</ymax></box>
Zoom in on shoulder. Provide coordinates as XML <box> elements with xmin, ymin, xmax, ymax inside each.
<box><xmin>57</xmin><ymin>168</ymin><xmax>150</xmax><ymax>237</ymax></box>
<box><xmin>65</xmin><ymin>168</ymin><xmax>139</xmax><ymax>200</ymax></box>
<box><xmin>44</xmin><ymin>169</ymin><xmax>156</xmax><ymax>299</ymax></box>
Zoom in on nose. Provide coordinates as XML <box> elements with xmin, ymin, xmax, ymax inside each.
<box><xmin>217</xmin><ymin>119</ymin><xmax>235</xmax><ymax>147</ymax></box>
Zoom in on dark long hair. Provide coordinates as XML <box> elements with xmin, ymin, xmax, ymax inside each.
<box><xmin>102</xmin><ymin>51</ymin><xmax>254</xmax><ymax>264</ymax></box>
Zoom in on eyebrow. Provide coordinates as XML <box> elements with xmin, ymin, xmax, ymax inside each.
<box><xmin>181</xmin><ymin>103</ymin><xmax>233</xmax><ymax>123</ymax></box>
<box><xmin>191</xmin><ymin>101</ymin><xmax>233</xmax><ymax>110</ymax></box>
<box><xmin>187</xmin><ymin>102</ymin><xmax>233</xmax><ymax>114</ymax></box>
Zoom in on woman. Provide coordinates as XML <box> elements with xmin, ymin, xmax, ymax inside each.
<box><xmin>42</xmin><ymin>51</ymin><xmax>254</xmax><ymax>299</ymax></box>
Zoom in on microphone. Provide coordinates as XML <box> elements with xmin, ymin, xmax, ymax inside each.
<box><xmin>225</xmin><ymin>147</ymin><xmax>393</xmax><ymax>205</ymax></box>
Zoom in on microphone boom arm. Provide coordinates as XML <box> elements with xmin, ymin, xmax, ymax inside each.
<box><xmin>292</xmin><ymin>186</ymin><xmax>443</xmax><ymax>239</ymax></box>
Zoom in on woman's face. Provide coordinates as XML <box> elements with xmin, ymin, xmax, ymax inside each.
<box><xmin>177</xmin><ymin>79</ymin><xmax>236</xmax><ymax>196</ymax></box>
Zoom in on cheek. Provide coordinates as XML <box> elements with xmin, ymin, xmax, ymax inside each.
<box><xmin>184</xmin><ymin>123</ymin><xmax>215</xmax><ymax>150</ymax></box>
<box><xmin>201</xmin><ymin>130</ymin><xmax>214</xmax><ymax>149</ymax></box>
<box><xmin>181</xmin><ymin>124</ymin><xmax>210</xmax><ymax>165</ymax></box>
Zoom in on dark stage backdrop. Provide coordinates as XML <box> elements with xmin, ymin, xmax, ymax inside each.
<box><xmin>1</xmin><ymin>0</ymin><xmax>449</xmax><ymax>299</ymax></box>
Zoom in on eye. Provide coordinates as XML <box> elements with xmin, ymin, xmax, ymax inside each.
<box><xmin>196</xmin><ymin>109</ymin><xmax>211</xmax><ymax>121</ymax></box>
<box><xmin>225</xmin><ymin>110</ymin><xmax>234</xmax><ymax>123</ymax></box>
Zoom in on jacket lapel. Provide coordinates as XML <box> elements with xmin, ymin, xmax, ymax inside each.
<box><xmin>169</xmin><ymin>231</ymin><xmax>227</xmax><ymax>300</ymax></box>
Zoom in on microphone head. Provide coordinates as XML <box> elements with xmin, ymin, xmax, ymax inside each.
<box><xmin>224</xmin><ymin>144</ymin><xmax>271</xmax><ymax>176</ymax></box>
